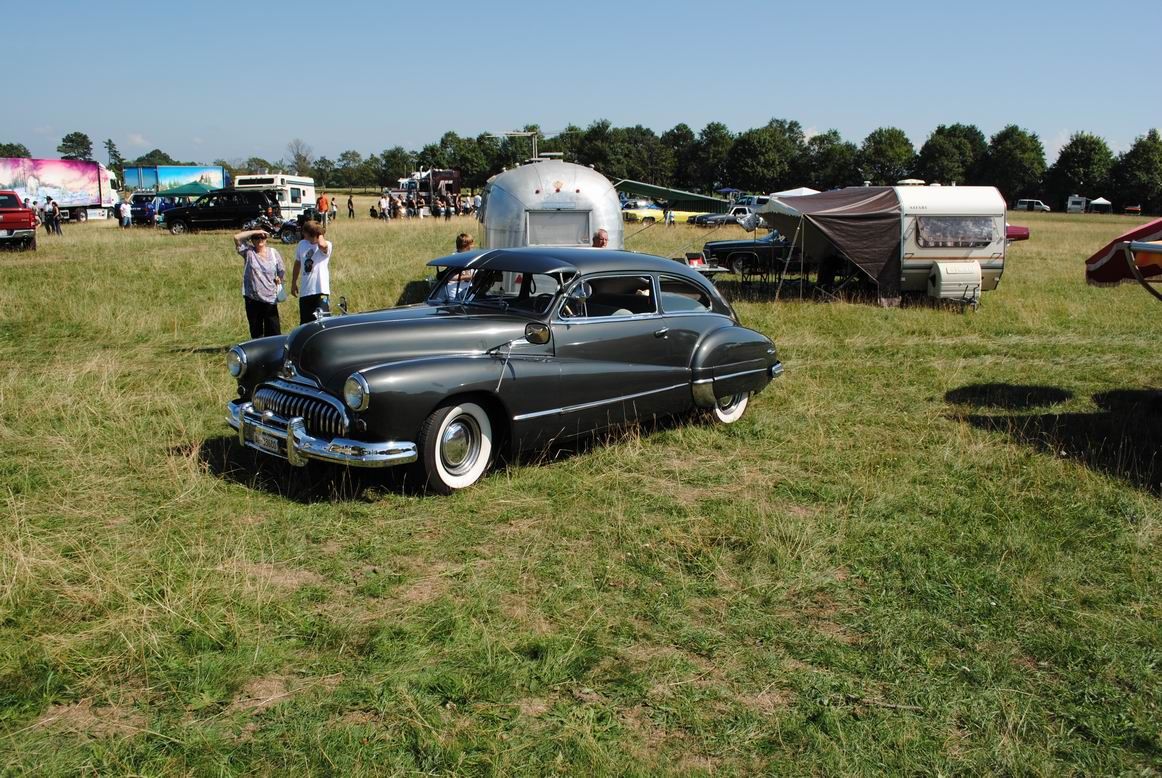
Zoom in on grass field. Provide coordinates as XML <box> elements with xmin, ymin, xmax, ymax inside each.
<box><xmin>1</xmin><ymin>203</ymin><xmax>1159</xmax><ymax>775</ymax></box>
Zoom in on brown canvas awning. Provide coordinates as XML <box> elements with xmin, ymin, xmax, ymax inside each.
<box><xmin>760</xmin><ymin>187</ymin><xmax>903</xmax><ymax>300</ymax></box>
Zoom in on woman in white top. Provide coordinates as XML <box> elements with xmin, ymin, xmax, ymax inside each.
<box><xmin>291</xmin><ymin>220</ymin><xmax>333</xmax><ymax>324</ymax></box>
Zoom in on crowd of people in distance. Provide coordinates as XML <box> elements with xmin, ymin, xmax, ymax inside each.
<box><xmin>20</xmin><ymin>196</ymin><xmax>64</xmax><ymax>236</ymax></box>
<box><xmin>371</xmin><ymin>191</ymin><xmax>481</xmax><ymax>222</ymax></box>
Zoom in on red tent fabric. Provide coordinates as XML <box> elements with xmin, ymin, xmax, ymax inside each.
<box><xmin>1085</xmin><ymin>217</ymin><xmax>1162</xmax><ymax>286</ymax></box>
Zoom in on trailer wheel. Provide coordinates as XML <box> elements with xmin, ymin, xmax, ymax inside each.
<box><xmin>73</xmin><ymin>209</ymin><xmax>87</xmax><ymax>223</ymax></box>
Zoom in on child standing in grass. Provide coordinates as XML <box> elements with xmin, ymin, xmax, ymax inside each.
<box><xmin>233</xmin><ymin>228</ymin><xmax>286</xmax><ymax>339</ymax></box>
<box><xmin>292</xmin><ymin>220</ymin><xmax>333</xmax><ymax>325</ymax></box>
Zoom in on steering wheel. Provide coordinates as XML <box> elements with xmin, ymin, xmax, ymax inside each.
<box><xmin>532</xmin><ymin>293</ymin><xmax>554</xmax><ymax>313</ymax></box>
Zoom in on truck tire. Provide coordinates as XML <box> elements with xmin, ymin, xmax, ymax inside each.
<box><xmin>27</xmin><ymin>233</ymin><xmax>37</xmax><ymax>251</ymax></box>
<box><xmin>72</xmin><ymin>209</ymin><xmax>87</xmax><ymax>223</ymax></box>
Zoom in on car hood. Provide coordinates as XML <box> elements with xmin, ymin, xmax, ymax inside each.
<box><xmin>286</xmin><ymin>304</ymin><xmax>533</xmax><ymax>392</ymax></box>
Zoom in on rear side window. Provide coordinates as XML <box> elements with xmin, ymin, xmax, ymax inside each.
<box><xmin>0</xmin><ymin>194</ymin><xmax>20</xmax><ymax>208</ymax></box>
<box><xmin>916</xmin><ymin>216</ymin><xmax>996</xmax><ymax>249</ymax></box>
<box><xmin>659</xmin><ymin>276</ymin><xmax>713</xmax><ymax>312</ymax></box>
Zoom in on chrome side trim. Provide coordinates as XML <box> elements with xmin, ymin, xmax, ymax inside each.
<box><xmin>691</xmin><ymin>366</ymin><xmax>770</xmax><ymax>385</ymax></box>
<box><xmin>512</xmin><ymin>382</ymin><xmax>689</xmax><ymax>422</ymax></box>
<box><xmin>227</xmin><ymin>401</ymin><xmax>416</xmax><ymax>468</ymax></box>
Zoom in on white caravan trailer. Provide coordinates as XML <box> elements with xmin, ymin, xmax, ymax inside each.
<box><xmin>478</xmin><ymin>160</ymin><xmax>623</xmax><ymax>249</ymax></box>
<box><xmin>233</xmin><ymin>174</ymin><xmax>316</xmax><ymax>219</ymax></box>
<box><xmin>758</xmin><ymin>185</ymin><xmax>1010</xmax><ymax>305</ymax></box>
<box><xmin>896</xmin><ymin>185</ymin><xmax>1008</xmax><ymax>298</ymax></box>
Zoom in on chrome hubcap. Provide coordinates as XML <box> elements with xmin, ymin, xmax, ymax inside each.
<box><xmin>441</xmin><ymin>417</ymin><xmax>479</xmax><ymax>475</ymax></box>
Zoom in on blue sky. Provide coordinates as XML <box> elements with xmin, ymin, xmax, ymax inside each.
<box><xmin>12</xmin><ymin>0</ymin><xmax>1159</xmax><ymax>166</ymax></box>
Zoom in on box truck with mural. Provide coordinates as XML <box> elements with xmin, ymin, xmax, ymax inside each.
<box><xmin>0</xmin><ymin>158</ymin><xmax>119</xmax><ymax>221</ymax></box>
<box><xmin>121</xmin><ymin>165</ymin><xmax>228</xmax><ymax>194</ymax></box>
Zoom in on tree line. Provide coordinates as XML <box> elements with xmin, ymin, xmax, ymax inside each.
<box><xmin>4</xmin><ymin>120</ymin><xmax>1161</xmax><ymax>213</ymax></box>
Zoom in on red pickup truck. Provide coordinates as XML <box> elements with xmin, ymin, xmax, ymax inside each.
<box><xmin>0</xmin><ymin>190</ymin><xmax>37</xmax><ymax>250</ymax></box>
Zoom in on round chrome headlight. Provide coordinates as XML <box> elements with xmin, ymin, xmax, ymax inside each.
<box><xmin>344</xmin><ymin>373</ymin><xmax>370</xmax><ymax>411</ymax></box>
<box><xmin>226</xmin><ymin>346</ymin><xmax>247</xmax><ymax>377</ymax></box>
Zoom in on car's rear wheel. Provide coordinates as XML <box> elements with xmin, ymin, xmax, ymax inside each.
<box><xmin>25</xmin><ymin>234</ymin><xmax>37</xmax><ymax>251</ymax></box>
<box><xmin>169</xmin><ymin>220</ymin><xmax>189</xmax><ymax>235</ymax></box>
<box><xmin>642</xmin><ymin>217</ymin><xmax>655</xmax><ymax>224</ymax></box>
<box><xmin>416</xmin><ymin>401</ymin><xmax>494</xmax><ymax>494</ymax></box>
<box><xmin>710</xmin><ymin>392</ymin><xmax>749</xmax><ymax>424</ymax></box>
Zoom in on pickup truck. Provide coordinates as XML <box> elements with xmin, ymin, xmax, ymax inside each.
<box><xmin>0</xmin><ymin>190</ymin><xmax>37</xmax><ymax>250</ymax></box>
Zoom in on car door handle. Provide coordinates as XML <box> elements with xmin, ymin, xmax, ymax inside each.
<box><xmin>654</xmin><ymin>328</ymin><xmax>669</xmax><ymax>338</ymax></box>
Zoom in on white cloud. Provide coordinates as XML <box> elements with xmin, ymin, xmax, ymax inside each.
<box><xmin>128</xmin><ymin>133</ymin><xmax>148</xmax><ymax>147</ymax></box>
<box><xmin>192</xmin><ymin>136</ymin><xmax>204</xmax><ymax>145</ymax></box>
<box><xmin>803</xmin><ymin>126</ymin><xmax>820</xmax><ymax>141</ymax></box>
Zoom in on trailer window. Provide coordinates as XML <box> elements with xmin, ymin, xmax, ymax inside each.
<box><xmin>290</xmin><ymin>188</ymin><xmax>302</xmax><ymax>204</ymax></box>
<box><xmin>916</xmin><ymin>216</ymin><xmax>996</xmax><ymax>249</ymax></box>
<box><xmin>528</xmin><ymin>211</ymin><xmax>591</xmax><ymax>246</ymax></box>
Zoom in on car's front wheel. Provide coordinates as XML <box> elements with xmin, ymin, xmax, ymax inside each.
<box><xmin>169</xmin><ymin>220</ymin><xmax>189</xmax><ymax>235</ymax></box>
<box><xmin>710</xmin><ymin>392</ymin><xmax>749</xmax><ymax>424</ymax></box>
<box><xmin>416</xmin><ymin>401</ymin><xmax>494</xmax><ymax>494</ymax></box>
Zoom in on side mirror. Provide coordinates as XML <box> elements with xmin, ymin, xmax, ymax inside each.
<box><xmin>524</xmin><ymin>322</ymin><xmax>550</xmax><ymax>345</ymax></box>
<box><xmin>570</xmin><ymin>281</ymin><xmax>592</xmax><ymax>302</ymax></box>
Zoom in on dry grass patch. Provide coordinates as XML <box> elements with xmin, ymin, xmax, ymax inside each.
<box><xmin>35</xmin><ymin>698</ymin><xmax>148</xmax><ymax>739</ymax></box>
<box><xmin>230</xmin><ymin>561</ymin><xmax>326</xmax><ymax>591</ymax></box>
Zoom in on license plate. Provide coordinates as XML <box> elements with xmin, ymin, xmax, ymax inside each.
<box><xmin>250</xmin><ymin>428</ymin><xmax>282</xmax><ymax>454</ymax></box>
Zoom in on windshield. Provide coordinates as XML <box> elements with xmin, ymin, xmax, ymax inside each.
<box><xmin>429</xmin><ymin>267</ymin><xmax>572</xmax><ymax>315</ymax></box>
<box><xmin>0</xmin><ymin>194</ymin><xmax>21</xmax><ymax>208</ymax></box>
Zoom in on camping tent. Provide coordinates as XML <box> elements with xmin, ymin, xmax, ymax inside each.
<box><xmin>770</xmin><ymin>186</ymin><xmax>820</xmax><ymax>198</ymax></box>
<box><xmin>1085</xmin><ymin>217</ymin><xmax>1162</xmax><ymax>288</ymax></box>
<box><xmin>759</xmin><ymin>187</ymin><xmax>906</xmax><ymax>300</ymax></box>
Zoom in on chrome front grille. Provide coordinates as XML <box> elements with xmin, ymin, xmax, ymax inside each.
<box><xmin>252</xmin><ymin>385</ymin><xmax>348</xmax><ymax>438</ymax></box>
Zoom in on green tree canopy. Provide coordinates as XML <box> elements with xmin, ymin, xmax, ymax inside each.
<box><xmin>104</xmin><ymin>139</ymin><xmax>124</xmax><ymax>174</ymax></box>
<box><xmin>0</xmin><ymin>142</ymin><xmax>32</xmax><ymax>158</ymax></box>
<box><xmin>979</xmin><ymin>125</ymin><xmax>1046</xmax><ymax>202</ymax></box>
<box><xmin>1044</xmin><ymin>132</ymin><xmax>1114</xmax><ymax>209</ymax></box>
<box><xmin>1111</xmin><ymin>129</ymin><xmax>1162</xmax><ymax>214</ymax></box>
<box><xmin>859</xmin><ymin>127</ymin><xmax>915</xmax><ymax>185</ymax></box>
<box><xmin>57</xmin><ymin>132</ymin><xmax>93</xmax><ymax>161</ymax></box>
<box><xmin>724</xmin><ymin>119</ymin><xmax>805</xmax><ymax>193</ymax></box>
<box><xmin>660</xmin><ymin>123</ymin><xmax>697</xmax><ymax>190</ymax></box>
<box><xmin>803</xmin><ymin>130</ymin><xmax>860</xmax><ymax>190</ymax></box>
<box><xmin>693</xmin><ymin>122</ymin><xmax>734</xmax><ymax>193</ymax></box>
<box><xmin>128</xmin><ymin>149</ymin><xmax>180</xmax><ymax>166</ymax></box>
<box><xmin>379</xmin><ymin>146</ymin><xmax>415</xmax><ymax>187</ymax></box>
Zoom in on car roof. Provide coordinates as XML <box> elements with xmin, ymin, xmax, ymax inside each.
<box><xmin>427</xmin><ymin>246</ymin><xmax>707</xmax><ymax>281</ymax></box>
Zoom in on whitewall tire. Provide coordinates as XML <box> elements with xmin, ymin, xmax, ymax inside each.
<box><xmin>418</xmin><ymin>401</ymin><xmax>494</xmax><ymax>493</ymax></box>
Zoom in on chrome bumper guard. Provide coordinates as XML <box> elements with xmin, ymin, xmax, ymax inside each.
<box><xmin>227</xmin><ymin>401</ymin><xmax>417</xmax><ymax>468</ymax></box>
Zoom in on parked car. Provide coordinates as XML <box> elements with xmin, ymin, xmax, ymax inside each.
<box><xmin>0</xmin><ymin>190</ymin><xmax>37</xmax><ymax>250</ymax></box>
<box><xmin>622</xmin><ymin>204</ymin><xmax>700</xmax><ymax>224</ymax></box>
<box><xmin>128</xmin><ymin>192</ymin><xmax>159</xmax><ymax>225</ymax></box>
<box><xmin>225</xmin><ymin>247</ymin><xmax>783</xmax><ymax>493</ymax></box>
<box><xmin>689</xmin><ymin>205</ymin><xmax>757</xmax><ymax>227</ymax></box>
<box><xmin>1013</xmin><ymin>199</ymin><xmax>1050</xmax><ymax>212</ymax></box>
<box><xmin>701</xmin><ymin>230</ymin><xmax>791</xmax><ymax>275</ymax></box>
<box><xmin>161</xmin><ymin>189</ymin><xmax>279</xmax><ymax>234</ymax></box>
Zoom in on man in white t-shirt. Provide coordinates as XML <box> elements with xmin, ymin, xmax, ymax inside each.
<box><xmin>291</xmin><ymin>219</ymin><xmax>333</xmax><ymax>324</ymax></box>
<box><xmin>377</xmin><ymin>194</ymin><xmax>389</xmax><ymax>220</ymax></box>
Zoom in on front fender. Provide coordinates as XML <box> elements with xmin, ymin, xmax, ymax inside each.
<box><xmin>690</xmin><ymin>326</ymin><xmax>779</xmax><ymax>407</ymax></box>
<box><xmin>235</xmin><ymin>335</ymin><xmax>287</xmax><ymax>396</ymax></box>
<box><xmin>354</xmin><ymin>353</ymin><xmax>557</xmax><ymax>441</ymax></box>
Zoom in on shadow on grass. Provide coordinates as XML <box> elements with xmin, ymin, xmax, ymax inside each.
<box><xmin>192</xmin><ymin>436</ymin><xmax>412</xmax><ymax>503</ymax></box>
<box><xmin>395</xmin><ymin>280</ymin><xmax>433</xmax><ymax>306</ymax></box>
<box><xmin>191</xmin><ymin>412</ymin><xmax>699</xmax><ymax>502</ymax></box>
<box><xmin>947</xmin><ymin>383</ymin><xmax>1162</xmax><ymax>494</ymax></box>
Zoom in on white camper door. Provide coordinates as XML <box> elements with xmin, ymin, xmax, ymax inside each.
<box><xmin>527</xmin><ymin>211</ymin><xmax>591</xmax><ymax>246</ymax></box>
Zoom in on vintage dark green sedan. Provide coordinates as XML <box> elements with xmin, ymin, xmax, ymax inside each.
<box><xmin>226</xmin><ymin>247</ymin><xmax>782</xmax><ymax>493</ymax></box>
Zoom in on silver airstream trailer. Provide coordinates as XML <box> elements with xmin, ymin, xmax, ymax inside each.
<box><xmin>478</xmin><ymin>160</ymin><xmax>624</xmax><ymax>249</ymax></box>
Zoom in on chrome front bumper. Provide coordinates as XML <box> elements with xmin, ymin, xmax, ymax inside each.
<box><xmin>227</xmin><ymin>401</ymin><xmax>417</xmax><ymax>468</ymax></box>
